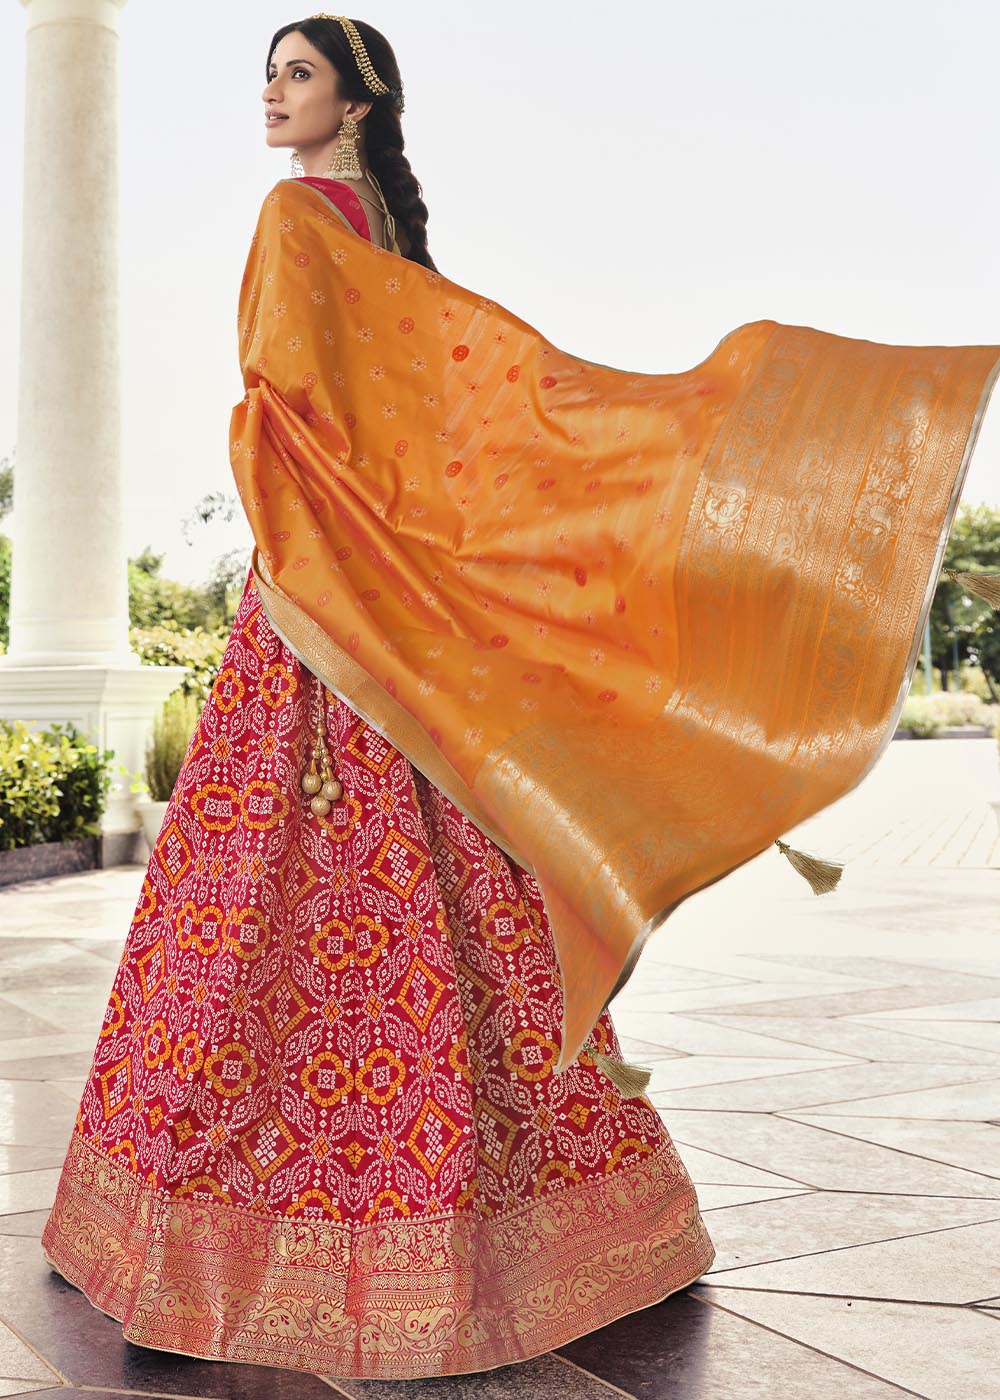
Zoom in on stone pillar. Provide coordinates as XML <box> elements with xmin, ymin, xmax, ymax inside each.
<box><xmin>7</xmin><ymin>0</ymin><xmax>130</xmax><ymax>665</ymax></box>
<box><xmin>1</xmin><ymin>0</ymin><xmax>184</xmax><ymax>858</ymax></box>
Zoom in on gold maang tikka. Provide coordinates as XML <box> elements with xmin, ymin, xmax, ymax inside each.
<box><xmin>310</xmin><ymin>15</ymin><xmax>398</xmax><ymax>104</ymax></box>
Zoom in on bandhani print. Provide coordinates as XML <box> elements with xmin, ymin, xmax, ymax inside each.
<box><xmin>41</xmin><ymin>178</ymin><xmax>715</xmax><ymax>1381</ymax></box>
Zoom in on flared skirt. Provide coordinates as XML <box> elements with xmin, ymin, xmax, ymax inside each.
<box><xmin>41</xmin><ymin>571</ymin><xmax>715</xmax><ymax>1379</ymax></box>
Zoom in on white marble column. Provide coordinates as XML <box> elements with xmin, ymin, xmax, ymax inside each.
<box><xmin>6</xmin><ymin>0</ymin><xmax>130</xmax><ymax>664</ymax></box>
<box><xmin>1</xmin><ymin>0</ymin><xmax>184</xmax><ymax>852</ymax></box>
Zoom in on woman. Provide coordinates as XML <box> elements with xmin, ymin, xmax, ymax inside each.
<box><xmin>40</xmin><ymin>15</ymin><xmax>719</xmax><ymax>1379</ymax></box>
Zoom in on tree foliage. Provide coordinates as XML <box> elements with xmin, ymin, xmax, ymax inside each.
<box><xmin>0</xmin><ymin>449</ymin><xmax>13</xmax><ymax>523</ymax></box>
<box><xmin>128</xmin><ymin>548</ymin><xmax>223</xmax><ymax>630</ymax></box>
<box><xmin>935</xmin><ymin>503</ymin><xmax>1000</xmax><ymax>698</ymax></box>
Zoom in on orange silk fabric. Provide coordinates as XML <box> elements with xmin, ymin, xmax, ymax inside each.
<box><xmin>230</xmin><ymin>178</ymin><xmax>999</xmax><ymax>1067</ymax></box>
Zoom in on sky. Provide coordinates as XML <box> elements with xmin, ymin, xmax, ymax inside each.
<box><xmin>1</xmin><ymin>0</ymin><xmax>998</xmax><ymax>583</ymax></box>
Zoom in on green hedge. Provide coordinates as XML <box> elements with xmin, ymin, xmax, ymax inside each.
<box><xmin>129</xmin><ymin>623</ymin><xmax>227</xmax><ymax>703</ymax></box>
<box><xmin>897</xmin><ymin>693</ymin><xmax>998</xmax><ymax>738</ymax></box>
<box><xmin>0</xmin><ymin>721</ymin><xmax>114</xmax><ymax>851</ymax></box>
<box><xmin>0</xmin><ymin>622</ymin><xmax>225</xmax><ymax>850</ymax></box>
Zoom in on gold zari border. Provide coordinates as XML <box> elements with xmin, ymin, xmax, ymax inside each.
<box><xmin>42</xmin><ymin>1131</ymin><xmax>715</xmax><ymax>1380</ymax></box>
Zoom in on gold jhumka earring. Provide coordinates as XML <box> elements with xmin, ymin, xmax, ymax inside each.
<box><xmin>288</xmin><ymin>116</ymin><xmax>364</xmax><ymax>183</ymax></box>
<box><xmin>327</xmin><ymin>113</ymin><xmax>363</xmax><ymax>180</ymax></box>
<box><xmin>300</xmin><ymin>677</ymin><xmax>344</xmax><ymax>818</ymax></box>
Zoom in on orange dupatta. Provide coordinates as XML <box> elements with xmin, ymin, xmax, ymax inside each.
<box><xmin>229</xmin><ymin>178</ymin><xmax>999</xmax><ymax>1068</ymax></box>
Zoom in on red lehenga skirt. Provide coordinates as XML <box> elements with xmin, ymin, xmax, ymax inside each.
<box><xmin>41</xmin><ymin>570</ymin><xmax>715</xmax><ymax>1379</ymax></box>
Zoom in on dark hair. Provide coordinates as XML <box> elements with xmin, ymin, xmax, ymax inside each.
<box><xmin>267</xmin><ymin>17</ymin><xmax>436</xmax><ymax>270</ymax></box>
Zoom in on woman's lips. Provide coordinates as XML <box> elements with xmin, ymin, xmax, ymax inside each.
<box><xmin>265</xmin><ymin>113</ymin><xmax>289</xmax><ymax>124</ymax></box>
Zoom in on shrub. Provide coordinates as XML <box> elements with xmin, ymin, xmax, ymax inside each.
<box><xmin>130</xmin><ymin>623</ymin><xmax>227</xmax><ymax>703</ymax></box>
<box><xmin>928</xmin><ymin>692</ymin><xmax>996</xmax><ymax>730</ymax></box>
<box><xmin>897</xmin><ymin>693</ymin><xmax>997</xmax><ymax>738</ymax></box>
<box><xmin>957</xmin><ymin>663</ymin><xmax>994</xmax><ymax>702</ymax></box>
<box><xmin>146</xmin><ymin>691</ymin><xmax>203</xmax><ymax>802</ymax></box>
<box><xmin>897</xmin><ymin>697</ymin><xmax>943</xmax><ymax>738</ymax></box>
<box><xmin>0</xmin><ymin>721</ymin><xmax>114</xmax><ymax>851</ymax></box>
<box><xmin>0</xmin><ymin>533</ymin><xmax>10</xmax><ymax>650</ymax></box>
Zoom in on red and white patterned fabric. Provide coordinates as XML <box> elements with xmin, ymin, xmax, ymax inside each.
<box><xmin>41</xmin><ymin>179</ymin><xmax>715</xmax><ymax>1378</ymax></box>
<box><xmin>42</xmin><ymin>574</ymin><xmax>715</xmax><ymax>1376</ymax></box>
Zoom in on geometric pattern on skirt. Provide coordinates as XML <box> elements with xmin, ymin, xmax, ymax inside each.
<box><xmin>42</xmin><ymin>572</ymin><xmax>715</xmax><ymax>1378</ymax></box>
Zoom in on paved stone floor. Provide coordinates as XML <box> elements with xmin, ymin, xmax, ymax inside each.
<box><xmin>0</xmin><ymin>736</ymin><xmax>997</xmax><ymax>1398</ymax></box>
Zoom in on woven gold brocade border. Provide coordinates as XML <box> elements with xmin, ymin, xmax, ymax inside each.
<box><xmin>42</xmin><ymin>1131</ymin><xmax>716</xmax><ymax>1380</ymax></box>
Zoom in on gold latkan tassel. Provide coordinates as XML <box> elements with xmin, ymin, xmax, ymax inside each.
<box><xmin>945</xmin><ymin>568</ymin><xmax>1000</xmax><ymax>610</ymax></box>
<box><xmin>774</xmin><ymin>838</ymin><xmax>844</xmax><ymax>894</ymax></box>
<box><xmin>593</xmin><ymin>1053</ymin><xmax>652</xmax><ymax>1097</ymax></box>
<box><xmin>584</xmin><ymin>1036</ymin><xmax>652</xmax><ymax>1096</ymax></box>
<box><xmin>300</xmin><ymin>675</ymin><xmax>344</xmax><ymax>819</ymax></box>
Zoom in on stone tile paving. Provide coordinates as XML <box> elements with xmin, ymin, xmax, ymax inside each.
<box><xmin>0</xmin><ymin>736</ymin><xmax>997</xmax><ymax>1399</ymax></box>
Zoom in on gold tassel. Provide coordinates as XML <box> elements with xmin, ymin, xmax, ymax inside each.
<box><xmin>592</xmin><ymin>1052</ymin><xmax>652</xmax><ymax>1097</ymax></box>
<box><xmin>945</xmin><ymin>568</ymin><xmax>1000</xmax><ymax>610</ymax></box>
<box><xmin>774</xmin><ymin>838</ymin><xmax>844</xmax><ymax>895</ymax></box>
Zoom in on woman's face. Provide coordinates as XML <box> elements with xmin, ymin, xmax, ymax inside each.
<box><xmin>262</xmin><ymin>30</ymin><xmax>370</xmax><ymax>154</ymax></box>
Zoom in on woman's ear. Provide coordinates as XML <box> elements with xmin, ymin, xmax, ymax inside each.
<box><xmin>348</xmin><ymin>98</ymin><xmax>373</xmax><ymax>124</ymax></box>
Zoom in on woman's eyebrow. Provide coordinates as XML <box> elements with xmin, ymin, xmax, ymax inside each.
<box><xmin>268</xmin><ymin>58</ymin><xmax>317</xmax><ymax>69</ymax></box>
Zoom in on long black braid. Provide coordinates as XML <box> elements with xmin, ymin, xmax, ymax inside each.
<box><xmin>267</xmin><ymin>17</ymin><xmax>437</xmax><ymax>271</ymax></box>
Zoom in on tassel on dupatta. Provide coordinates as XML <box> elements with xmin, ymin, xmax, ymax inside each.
<box><xmin>585</xmin><ymin>1035</ymin><xmax>653</xmax><ymax>1098</ymax></box>
<box><xmin>945</xmin><ymin>568</ymin><xmax>1000</xmax><ymax>610</ymax></box>
<box><xmin>771</xmin><ymin>564</ymin><xmax>999</xmax><ymax>896</ymax></box>
<box><xmin>774</xmin><ymin>838</ymin><xmax>845</xmax><ymax>894</ymax></box>
<box><xmin>592</xmin><ymin>1054</ymin><xmax>653</xmax><ymax>1098</ymax></box>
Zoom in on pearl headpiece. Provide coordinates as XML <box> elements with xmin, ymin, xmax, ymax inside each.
<box><xmin>310</xmin><ymin>13</ymin><xmax>405</xmax><ymax>112</ymax></box>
